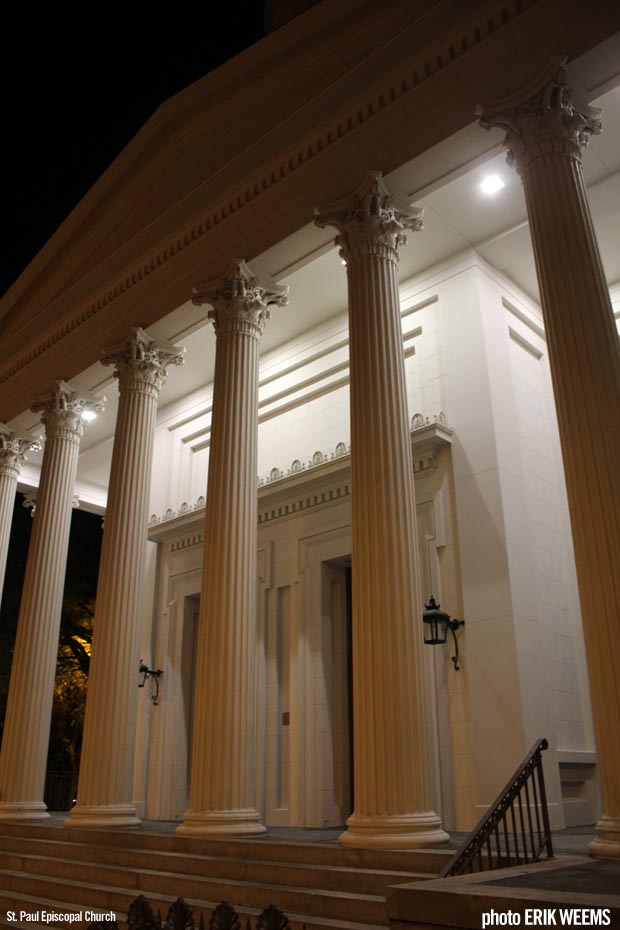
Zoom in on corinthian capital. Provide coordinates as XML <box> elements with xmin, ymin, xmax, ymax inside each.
<box><xmin>193</xmin><ymin>259</ymin><xmax>289</xmax><ymax>340</ymax></box>
<box><xmin>0</xmin><ymin>424</ymin><xmax>42</xmax><ymax>478</ymax></box>
<box><xmin>31</xmin><ymin>381</ymin><xmax>105</xmax><ymax>439</ymax></box>
<box><xmin>314</xmin><ymin>171</ymin><xmax>423</xmax><ymax>264</ymax></box>
<box><xmin>102</xmin><ymin>327</ymin><xmax>185</xmax><ymax>393</ymax></box>
<box><xmin>477</xmin><ymin>58</ymin><xmax>602</xmax><ymax>176</ymax></box>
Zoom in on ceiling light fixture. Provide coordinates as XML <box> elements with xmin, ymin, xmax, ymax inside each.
<box><xmin>480</xmin><ymin>175</ymin><xmax>505</xmax><ymax>196</ymax></box>
<box><xmin>81</xmin><ymin>409</ymin><xmax>98</xmax><ymax>422</ymax></box>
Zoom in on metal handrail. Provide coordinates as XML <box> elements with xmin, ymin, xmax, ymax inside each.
<box><xmin>440</xmin><ymin>737</ymin><xmax>554</xmax><ymax>877</ymax></box>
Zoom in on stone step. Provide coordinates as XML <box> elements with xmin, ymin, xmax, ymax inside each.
<box><xmin>0</xmin><ymin>823</ymin><xmax>450</xmax><ymax>873</ymax></box>
<box><xmin>0</xmin><ymin>890</ymin><xmax>385</xmax><ymax>930</ymax></box>
<box><xmin>0</xmin><ymin>867</ymin><xmax>389</xmax><ymax>927</ymax></box>
<box><xmin>0</xmin><ymin>847</ymin><xmax>429</xmax><ymax>897</ymax></box>
<box><xmin>0</xmin><ymin>823</ymin><xmax>448</xmax><ymax>930</ymax></box>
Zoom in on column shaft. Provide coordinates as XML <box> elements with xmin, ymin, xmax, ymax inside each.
<box><xmin>69</xmin><ymin>329</ymin><xmax>183</xmax><ymax>828</ymax></box>
<box><xmin>316</xmin><ymin>173</ymin><xmax>448</xmax><ymax>848</ymax></box>
<box><xmin>524</xmin><ymin>156</ymin><xmax>620</xmax><ymax>859</ymax></box>
<box><xmin>0</xmin><ymin>467</ymin><xmax>16</xmax><ymax>604</ymax></box>
<box><xmin>479</xmin><ymin>61</ymin><xmax>620</xmax><ymax>859</ymax></box>
<box><xmin>191</xmin><ymin>327</ymin><xmax>259</xmax><ymax>820</ymax></box>
<box><xmin>178</xmin><ymin>259</ymin><xmax>287</xmax><ymax>836</ymax></box>
<box><xmin>0</xmin><ymin>386</ymin><xmax>99</xmax><ymax>819</ymax></box>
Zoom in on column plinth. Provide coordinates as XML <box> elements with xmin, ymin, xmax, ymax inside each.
<box><xmin>0</xmin><ymin>384</ymin><xmax>102</xmax><ymax>820</ymax></box>
<box><xmin>68</xmin><ymin>329</ymin><xmax>184</xmax><ymax>829</ymax></box>
<box><xmin>316</xmin><ymin>174</ymin><xmax>448</xmax><ymax>849</ymax></box>
<box><xmin>479</xmin><ymin>60</ymin><xmax>620</xmax><ymax>861</ymax></box>
<box><xmin>0</xmin><ymin>426</ymin><xmax>40</xmax><ymax>608</ymax></box>
<box><xmin>177</xmin><ymin>260</ymin><xmax>287</xmax><ymax>837</ymax></box>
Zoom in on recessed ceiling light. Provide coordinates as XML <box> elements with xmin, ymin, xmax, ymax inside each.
<box><xmin>81</xmin><ymin>409</ymin><xmax>98</xmax><ymax>422</ymax></box>
<box><xmin>480</xmin><ymin>175</ymin><xmax>505</xmax><ymax>195</ymax></box>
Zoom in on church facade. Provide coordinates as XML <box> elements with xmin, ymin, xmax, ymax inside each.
<box><xmin>0</xmin><ymin>0</ymin><xmax>619</xmax><ymax>856</ymax></box>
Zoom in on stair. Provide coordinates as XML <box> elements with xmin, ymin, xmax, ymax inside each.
<box><xmin>0</xmin><ymin>822</ymin><xmax>452</xmax><ymax>929</ymax></box>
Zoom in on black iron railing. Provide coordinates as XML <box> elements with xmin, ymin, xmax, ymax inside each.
<box><xmin>44</xmin><ymin>770</ymin><xmax>78</xmax><ymax>811</ymax></box>
<box><xmin>87</xmin><ymin>894</ymin><xmax>294</xmax><ymax>930</ymax></box>
<box><xmin>440</xmin><ymin>737</ymin><xmax>553</xmax><ymax>877</ymax></box>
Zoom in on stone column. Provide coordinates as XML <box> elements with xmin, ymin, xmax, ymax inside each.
<box><xmin>0</xmin><ymin>425</ymin><xmax>40</xmax><ymax>608</ymax></box>
<box><xmin>177</xmin><ymin>260</ymin><xmax>287</xmax><ymax>836</ymax></box>
<box><xmin>68</xmin><ymin>328</ymin><xmax>184</xmax><ymax>828</ymax></box>
<box><xmin>0</xmin><ymin>383</ymin><xmax>102</xmax><ymax>820</ymax></box>
<box><xmin>315</xmin><ymin>173</ymin><xmax>448</xmax><ymax>848</ymax></box>
<box><xmin>478</xmin><ymin>60</ymin><xmax>620</xmax><ymax>861</ymax></box>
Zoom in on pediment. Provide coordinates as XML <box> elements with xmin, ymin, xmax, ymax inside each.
<box><xmin>0</xmin><ymin>0</ymin><xmax>427</xmax><ymax>341</ymax></box>
<box><xmin>1</xmin><ymin>0</ymin><xmax>617</xmax><ymax>422</ymax></box>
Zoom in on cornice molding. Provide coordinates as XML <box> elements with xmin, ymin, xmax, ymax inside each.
<box><xmin>149</xmin><ymin>418</ymin><xmax>452</xmax><ymax>539</ymax></box>
<box><xmin>0</xmin><ymin>0</ymin><xmax>543</xmax><ymax>396</ymax></box>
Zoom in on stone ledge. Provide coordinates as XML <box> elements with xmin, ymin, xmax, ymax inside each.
<box><xmin>386</xmin><ymin>856</ymin><xmax>620</xmax><ymax>929</ymax></box>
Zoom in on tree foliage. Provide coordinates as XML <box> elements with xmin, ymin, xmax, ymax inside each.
<box><xmin>0</xmin><ymin>495</ymin><xmax>102</xmax><ymax>775</ymax></box>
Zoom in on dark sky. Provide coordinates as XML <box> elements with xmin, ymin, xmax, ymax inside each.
<box><xmin>3</xmin><ymin>8</ymin><xmax>268</xmax><ymax>297</ymax></box>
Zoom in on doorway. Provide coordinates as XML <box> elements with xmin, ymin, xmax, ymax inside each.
<box><xmin>181</xmin><ymin>593</ymin><xmax>200</xmax><ymax>809</ymax></box>
<box><xmin>318</xmin><ymin>557</ymin><xmax>353</xmax><ymax>824</ymax></box>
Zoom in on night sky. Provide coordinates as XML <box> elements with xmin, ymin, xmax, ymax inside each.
<box><xmin>1</xmin><ymin>7</ymin><xmax>271</xmax><ymax>736</ymax></box>
<box><xmin>3</xmin><ymin>7</ymin><xmax>268</xmax><ymax>297</ymax></box>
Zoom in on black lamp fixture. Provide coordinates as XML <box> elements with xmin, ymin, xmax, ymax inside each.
<box><xmin>139</xmin><ymin>661</ymin><xmax>163</xmax><ymax>705</ymax></box>
<box><xmin>423</xmin><ymin>596</ymin><xmax>465</xmax><ymax>670</ymax></box>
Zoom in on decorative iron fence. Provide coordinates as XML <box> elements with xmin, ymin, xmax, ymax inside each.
<box><xmin>440</xmin><ymin>737</ymin><xmax>554</xmax><ymax>877</ymax></box>
<box><xmin>88</xmin><ymin>895</ymin><xmax>295</xmax><ymax>930</ymax></box>
<box><xmin>44</xmin><ymin>770</ymin><xmax>78</xmax><ymax>811</ymax></box>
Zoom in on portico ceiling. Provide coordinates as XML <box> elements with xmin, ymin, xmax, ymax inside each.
<box><xmin>11</xmin><ymin>78</ymin><xmax>620</xmax><ymax>510</ymax></box>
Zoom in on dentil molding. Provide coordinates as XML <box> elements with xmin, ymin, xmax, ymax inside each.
<box><xmin>148</xmin><ymin>416</ymin><xmax>452</xmax><ymax>542</ymax></box>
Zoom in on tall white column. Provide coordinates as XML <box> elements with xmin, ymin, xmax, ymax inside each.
<box><xmin>479</xmin><ymin>60</ymin><xmax>620</xmax><ymax>861</ymax></box>
<box><xmin>315</xmin><ymin>173</ymin><xmax>448</xmax><ymax>848</ymax></box>
<box><xmin>0</xmin><ymin>383</ymin><xmax>102</xmax><ymax>820</ymax></box>
<box><xmin>0</xmin><ymin>425</ymin><xmax>40</xmax><ymax>609</ymax></box>
<box><xmin>178</xmin><ymin>260</ymin><xmax>287</xmax><ymax>836</ymax></box>
<box><xmin>68</xmin><ymin>328</ymin><xmax>184</xmax><ymax>828</ymax></box>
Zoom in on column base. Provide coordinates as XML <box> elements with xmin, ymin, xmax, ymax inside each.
<box><xmin>339</xmin><ymin>811</ymin><xmax>449</xmax><ymax>849</ymax></box>
<box><xmin>588</xmin><ymin>816</ymin><xmax>620</xmax><ymax>861</ymax></box>
<box><xmin>0</xmin><ymin>801</ymin><xmax>49</xmax><ymax>822</ymax></box>
<box><xmin>177</xmin><ymin>808</ymin><xmax>266</xmax><ymax>837</ymax></box>
<box><xmin>65</xmin><ymin>804</ymin><xmax>141</xmax><ymax>829</ymax></box>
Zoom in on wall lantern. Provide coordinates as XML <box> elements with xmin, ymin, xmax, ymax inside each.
<box><xmin>423</xmin><ymin>596</ymin><xmax>465</xmax><ymax>670</ymax></box>
<box><xmin>139</xmin><ymin>661</ymin><xmax>163</xmax><ymax>705</ymax></box>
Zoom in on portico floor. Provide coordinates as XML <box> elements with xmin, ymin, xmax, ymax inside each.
<box><xmin>42</xmin><ymin>815</ymin><xmax>598</xmax><ymax>855</ymax></box>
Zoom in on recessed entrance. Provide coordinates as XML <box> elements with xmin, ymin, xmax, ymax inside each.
<box><xmin>182</xmin><ymin>593</ymin><xmax>200</xmax><ymax>809</ymax></box>
<box><xmin>318</xmin><ymin>556</ymin><xmax>353</xmax><ymax>825</ymax></box>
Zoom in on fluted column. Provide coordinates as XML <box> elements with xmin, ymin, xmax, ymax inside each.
<box><xmin>0</xmin><ymin>426</ymin><xmax>40</xmax><ymax>608</ymax></box>
<box><xmin>68</xmin><ymin>328</ymin><xmax>184</xmax><ymax>828</ymax></box>
<box><xmin>479</xmin><ymin>60</ymin><xmax>620</xmax><ymax>861</ymax></box>
<box><xmin>315</xmin><ymin>173</ymin><xmax>448</xmax><ymax>848</ymax></box>
<box><xmin>0</xmin><ymin>383</ymin><xmax>102</xmax><ymax>820</ymax></box>
<box><xmin>178</xmin><ymin>260</ymin><xmax>288</xmax><ymax>836</ymax></box>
